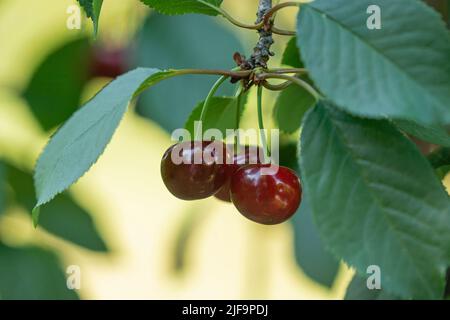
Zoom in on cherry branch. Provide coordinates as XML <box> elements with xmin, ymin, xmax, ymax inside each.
<box><xmin>267</xmin><ymin>68</ymin><xmax>307</xmax><ymax>74</ymax></box>
<box><xmin>175</xmin><ymin>69</ymin><xmax>252</xmax><ymax>78</ymax></box>
<box><xmin>198</xmin><ymin>0</ymin><xmax>303</xmax><ymax>37</ymax></box>
<box><xmin>263</xmin><ymin>1</ymin><xmax>302</xmax><ymax>25</ymax></box>
<box><xmin>259</xmin><ymin>73</ymin><xmax>321</xmax><ymax>99</ymax></box>
<box><xmin>197</xmin><ymin>0</ymin><xmax>262</xmax><ymax>30</ymax></box>
<box><xmin>248</xmin><ymin>0</ymin><xmax>275</xmax><ymax>68</ymax></box>
<box><xmin>262</xmin><ymin>80</ymin><xmax>293</xmax><ymax>91</ymax></box>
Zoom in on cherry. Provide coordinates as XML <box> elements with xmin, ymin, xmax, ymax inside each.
<box><xmin>160</xmin><ymin>141</ymin><xmax>229</xmax><ymax>200</ymax></box>
<box><xmin>214</xmin><ymin>145</ymin><xmax>265</xmax><ymax>202</ymax></box>
<box><xmin>230</xmin><ymin>164</ymin><xmax>301</xmax><ymax>225</ymax></box>
<box><xmin>89</xmin><ymin>46</ymin><xmax>127</xmax><ymax>79</ymax></box>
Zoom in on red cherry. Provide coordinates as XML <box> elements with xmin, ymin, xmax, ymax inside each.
<box><xmin>160</xmin><ymin>141</ymin><xmax>229</xmax><ymax>200</ymax></box>
<box><xmin>89</xmin><ymin>46</ymin><xmax>127</xmax><ymax>79</ymax></box>
<box><xmin>230</xmin><ymin>164</ymin><xmax>301</xmax><ymax>225</ymax></box>
<box><xmin>214</xmin><ymin>145</ymin><xmax>265</xmax><ymax>202</ymax></box>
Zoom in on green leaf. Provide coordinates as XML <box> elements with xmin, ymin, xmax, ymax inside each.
<box><xmin>300</xmin><ymin>101</ymin><xmax>450</xmax><ymax>299</ymax></box>
<box><xmin>395</xmin><ymin>120</ymin><xmax>450</xmax><ymax>147</ymax></box>
<box><xmin>77</xmin><ymin>0</ymin><xmax>103</xmax><ymax>35</ymax></box>
<box><xmin>33</xmin><ymin>68</ymin><xmax>179</xmax><ymax>222</ymax></box>
<box><xmin>133</xmin><ymin>13</ymin><xmax>242</xmax><ymax>132</ymax></box>
<box><xmin>446</xmin><ymin>269</ymin><xmax>450</xmax><ymax>298</ymax></box>
<box><xmin>293</xmin><ymin>198</ymin><xmax>340</xmax><ymax>288</ymax></box>
<box><xmin>184</xmin><ymin>93</ymin><xmax>247</xmax><ymax>137</ymax></box>
<box><xmin>297</xmin><ymin>0</ymin><xmax>450</xmax><ymax>125</ymax></box>
<box><xmin>273</xmin><ymin>83</ymin><xmax>315</xmax><ymax>133</ymax></box>
<box><xmin>279</xmin><ymin>142</ymin><xmax>300</xmax><ymax>172</ymax></box>
<box><xmin>170</xmin><ymin>209</ymin><xmax>205</xmax><ymax>274</ymax></box>
<box><xmin>278</xmin><ymin>143</ymin><xmax>339</xmax><ymax>287</ymax></box>
<box><xmin>0</xmin><ymin>244</ymin><xmax>79</xmax><ymax>299</ymax></box>
<box><xmin>345</xmin><ymin>275</ymin><xmax>398</xmax><ymax>300</ymax></box>
<box><xmin>0</xmin><ymin>161</ymin><xmax>5</xmax><ymax>216</ymax></box>
<box><xmin>281</xmin><ymin>37</ymin><xmax>303</xmax><ymax>68</ymax></box>
<box><xmin>428</xmin><ymin>147</ymin><xmax>450</xmax><ymax>178</ymax></box>
<box><xmin>23</xmin><ymin>38</ymin><xmax>91</xmax><ymax>130</ymax></box>
<box><xmin>436</xmin><ymin>165</ymin><xmax>450</xmax><ymax>180</ymax></box>
<box><xmin>275</xmin><ymin>37</ymin><xmax>316</xmax><ymax>133</ymax></box>
<box><xmin>140</xmin><ymin>0</ymin><xmax>222</xmax><ymax>16</ymax></box>
<box><xmin>32</xmin><ymin>207</ymin><xmax>40</xmax><ymax>228</ymax></box>
<box><xmin>428</xmin><ymin>147</ymin><xmax>450</xmax><ymax>168</ymax></box>
<box><xmin>7</xmin><ymin>164</ymin><xmax>108</xmax><ymax>252</ymax></box>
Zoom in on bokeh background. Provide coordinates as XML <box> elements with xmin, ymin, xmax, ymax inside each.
<box><xmin>0</xmin><ymin>0</ymin><xmax>448</xmax><ymax>300</ymax></box>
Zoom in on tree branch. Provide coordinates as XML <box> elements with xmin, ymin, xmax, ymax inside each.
<box><xmin>248</xmin><ymin>0</ymin><xmax>274</xmax><ymax>68</ymax></box>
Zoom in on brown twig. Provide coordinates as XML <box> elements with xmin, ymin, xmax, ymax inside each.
<box><xmin>246</xmin><ymin>0</ymin><xmax>275</xmax><ymax>69</ymax></box>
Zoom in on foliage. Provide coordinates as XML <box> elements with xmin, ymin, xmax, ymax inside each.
<box><xmin>300</xmin><ymin>102</ymin><xmax>450</xmax><ymax>299</ymax></box>
<box><xmin>27</xmin><ymin>0</ymin><xmax>450</xmax><ymax>299</ymax></box>
<box><xmin>140</xmin><ymin>0</ymin><xmax>223</xmax><ymax>16</ymax></box>
<box><xmin>23</xmin><ymin>38</ymin><xmax>91</xmax><ymax>130</ymax></box>
<box><xmin>132</xmin><ymin>13</ymin><xmax>242</xmax><ymax>132</ymax></box>
<box><xmin>0</xmin><ymin>244</ymin><xmax>79</xmax><ymax>299</ymax></box>
<box><xmin>77</xmin><ymin>0</ymin><xmax>103</xmax><ymax>35</ymax></box>
<box><xmin>297</xmin><ymin>0</ymin><xmax>450</xmax><ymax>125</ymax></box>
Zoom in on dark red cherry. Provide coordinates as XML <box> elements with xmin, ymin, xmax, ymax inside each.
<box><xmin>230</xmin><ymin>164</ymin><xmax>301</xmax><ymax>225</ymax></box>
<box><xmin>214</xmin><ymin>145</ymin><xmax>265</xmax><ymax>202</ymax></box>
<box><xmin>160</xmin><ymin>141</ymin><xmax>229</xmax><ymax>200</ymax></box>
<box><xmin>89</xmin><ymin>46</ymin><xmax>127</xmax><ymax>79</ymax></box>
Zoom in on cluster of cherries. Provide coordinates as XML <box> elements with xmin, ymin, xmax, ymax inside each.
<box><xmin>160</xmin><ymin>141</ymin><xmax>302</xmax><ymax>225</ymax></box>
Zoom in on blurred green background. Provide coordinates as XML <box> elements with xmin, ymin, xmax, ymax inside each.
<box><xmin>0</xmin><ymin>0</ymin><xmax>448</xmax><ymax>300</ymax></box>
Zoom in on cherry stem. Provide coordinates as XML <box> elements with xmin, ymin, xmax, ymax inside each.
<box><xmin>235</xmin><ymin>84</ymin><xmax>244</xmax><ymax>149</ymax></box>
<box><xmin>259</xmin><ymin>73</ymin><xmax>321</xmax><ymax>100</ymax></box>
<box><xmin>263</xmin><ymin>1</ymin><xmax>302</xmax><ymax>25</ymax></box>
<box><xmin>195</xmin><ymin>75</ymin><xmax>229</xmax><ymax>141</ymax></box>
<box><xmin>177</xmin><ymin>69</ymin><xmax>251</xmax><ymax>78</ymax></box>
<box><xmin>262</xmin><ymin>80</ymin><xmax>292</xmax><ymax>91</ymax></box>
<box><xmin>198</xmin><ymin>0</ymin><xmax>262</xmax><ymax>30</ymax></box>
<box><xmin>271</xmin><ymin>27</ymin><xmax>296</xmax><ymax>36</ymax></box>
<box><xmin>198</xmin><ymin>0</ymin><xmax>299</xmax><ymax>35</ymax></box>
<box><xmin>173</xmin><ymin>68</ymin><xmax>306</xmax><ymax>78</ymax></box>
<box><xmin>257</xmin><ymin>85</ymin><xmax>271</xmax><ymax>157</ymax></box>
<box><xmin>263</xmin><ymin>1</ymin><xmax>304</xmax><ymax>35</ymax></box>
<box><xmin>267</xmin><ymin>68</ymin><xmax>307</xmax><ymax>74</ymax></box>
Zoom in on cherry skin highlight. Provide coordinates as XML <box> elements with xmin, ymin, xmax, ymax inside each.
<box><xmin>214</xmin><ymin>145</ymin><xmax>265</xmax><ymax>202</ymax></box>
<box><xmin>230</xmin><ymin>164</ymin><xmax>301</xmax><ymax>225</ymax></box>
<box><xmin>161</xmin><ymin>141</ymin><xmax>229</xmax><ymax>200</ymax></box>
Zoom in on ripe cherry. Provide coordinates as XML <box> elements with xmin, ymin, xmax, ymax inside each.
<box><xmin>230</xmin><ymin>164</ymin><xmax>301</xmax><ymax>225</ymax></box>
<box><xmin>89</xmin><ymin>46</ymin><xmax>127</xmax><ymax>79</ymax></box>
<box><xmin>214</xmin><ymin>145</ymin><xmax>265</xmax><ymax>202</ymax></box>
<box><xmin>160</xmin><ymin>141</ymin><xmax>229</xmax><ymax>200</ymax></box>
